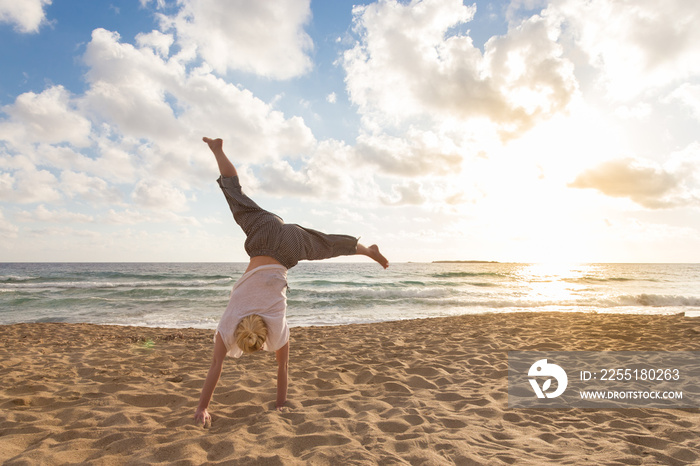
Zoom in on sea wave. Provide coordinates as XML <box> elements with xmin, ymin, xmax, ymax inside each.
<box><xmin>561</xmin><ymin>276</ymin><xmax>659</xmax><ymax>284</ymax></box>
<box><xmin>290</xmin><ymin>285</ymin><xmax>455</xmax><ymax>302</ymax></box>
<box><xmin>607</xmin><ymin>294</ymin><xmax>700</xmax><ymax>308</ymax></box>
<box><xmin>0</xmin><ymin>278</ymin><xmax>234</xmax><ymax>290</ymax></box>
<box><xmin>2</xmin><ymin>263</ymin><xmax>699</xmax><ymax>327</ymax></box>
<box><xmin>289</xmin><ymin>290</ymin><xmax>700</xmax><ymax>312</ymax></box>
<box><xmin>431</xmin><ymin>271</ymin><xmax>503</xmax><ymax>279</ymax></box>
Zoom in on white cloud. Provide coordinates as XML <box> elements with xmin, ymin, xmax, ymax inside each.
<box><xmin>569</xmin><ymin>158</ymin><xmax>679</xmax><ymax>208</ymax></box>
<box><xmin>0</xmin><ymin>86</ymin><xmax>92</xmax><ymax>147</ymax></box>
<box><xmin>103</xmin><ymin>207</ymin><xmax>200</xmax><ymax>226</ymax></box>
<box><xmin>140</xmin><ymin>0</ymin><xmax>166</xmax><ymax>8</ymax></box>
<box><xmin>81</xmin><ymin>139</ymin><xmax>137</xmax><ymax>183</ymax></box>
<box><xmin>160</xmin><ymin>0</ymin><xmax>313</xmax><ymax>79</ymax></box>
<box><xmin>81</xmin><ymin>28</ymin><xmax>316</xmax><ymax>174</ymax></box>
<box><xmin>257</xmin><ymin>139</ymin><xmax>357</xmax><ymax>199</ymax></box>
<box><xmin>135</xmin><ymin>29</ymin><xmax>174</xmax><ymax>58</ymax></box>
<box><xmin>337</xmin><ymin>0</ymin><xmax>579</xmax><ymax>187</ymax></box>
<box><xmin>569</xmin><ymin>148</ymin><xmax>700</xmax><ymax>209</ymax></box>
<box><xmin>343</xmin><ymin>0</ymin><xmax>577</xmax><ymax>139</ymax></box>
<box><xmin>0</xmin><ymin>0</ymin><xmax>51</xmax><ymax>33</ymax></box>
<box><xmin>82</xmin><ymin>29</ymin><xmax>184</xmax><ymax>143</ymax></box>
<box><xmin>481</xmin><ymin>13</ymin><xmax>577</xmax><ymax>136</ymax></box>
<box><xmin>24</xmin><ymin>225</ymin><xmax>102</xmax><ymax>240</ymax></box>
<box><xmin>0</xmin><ymin>5</ymin><xmax>321</xmax><ymax>230</ymax></box>
<box><xmin>550</xmin><ymin>0</ymin><xmax>700</xmax><ymax>99</ymax></box>
<box><xmin>344</xmin><ymin>0</ymin><xmax>477</xmax><ymax>120</ymax></box>
<box><xmin>5</xmin><ymin>141</ymin><xmax>137</xmax><ymax>187</ymax></box>
<box><xmin>16</xmin><ymin>205</ymin><xmax>94</xmax><ymax>223</ymax></box>
<box><xmin>258</xmin><ymin>160</ymin><xmax>315</xmax><ymax>196</ymax></box>
<box><xmin>2</xmin><ymin>0</ymin><xmax>698</xmax><ymax>263</ymax></box>
<box><xmin>104</xmin><ymin>208</ymin><xmax>149</xmax><ymax>225</ymax></box>
<box><xmin>613</xmin><ymin>103</ymin><xmax>652</xmax><ymax>120</ymax></box>
<box><xmin>381</xmin><ymin>180</ymin><xmax>426</xmax><ymax>206</ymax></box>
<box><xmin>355</xmin><ymin>129</ymin><xmax>462</xmax><ymax>177</ymax></box>
<box><xmin>506</xmin><ymin>0</ymin><xmax>549</xmax><ymax>21</ymax></box>
<box><xmin>60</xmin><ymin>171</ymin><xmax>123</xmax><ymax>205</ymax></box>
<box><xmin>132</xmin><ymin>179</ymin><xmax>189</xmax><ymax>212</ymax></box>
<box><xmin>0</xmin><ymin>3</ymin><xmax>323</xmax><ymax>232</ymax></box>
<box><xmin>667</xmin><ymin>83</ymin><xmax>700</xmax><ymax>121</ymax></box>
<box><xmin>0</xmin><ymin>209</ymin><xmax>18</xmax><ymax>238</ymax></box>
<box><xmin>0</xmin><ymin>157</ymin><xmax>62</xmax><ymax>204</ymax></box>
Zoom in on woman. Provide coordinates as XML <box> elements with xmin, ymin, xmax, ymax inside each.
<box><xmin>194</xmin><ymin>137</ymin><xmax>389</xmax><ymax>427</ymax></box>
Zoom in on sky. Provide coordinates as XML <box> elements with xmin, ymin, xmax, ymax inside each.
<box><xmin>0</xmin><ymin>0</ymin><xmax>699</xmax><ymax>264</ymax></box>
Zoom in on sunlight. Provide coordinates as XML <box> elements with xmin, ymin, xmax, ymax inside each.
<box><xmin>452</xmin><ymin>99</ymin><xmax>629</xmax><ymax>264</ymax></box>
<box><xmin>514</xmin><ymin>262</ymin><xmax>594</xmax><ymax>305</ymax></box>
<box><xmin>504</xmin><ymin>99</ymin><xmax>628</xmax><ymax>181</ymax></box>
<box><xmin>517</xmin><ymin>262</ymin><xmax>591</xmax><ymax>281</ymax></box>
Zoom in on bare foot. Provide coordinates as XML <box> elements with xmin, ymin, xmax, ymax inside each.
<box><xmin>203</xmin><ymin>137</ymin><xmax>223</xmax><ymax>153</ymax></box>
<box><xmin>357</xmin><ymin>244</ymin><xmax>389</xmax><ymax>269</ymax></box>
<box><xmin>368</xmin><ymin>244</ymin><xmax>389</xmax><ymax>269</ymax></box>
<box><xmin>203</xmin><ymin>137</ymin><xmax>237</xmax><ymax>177</ymax></box>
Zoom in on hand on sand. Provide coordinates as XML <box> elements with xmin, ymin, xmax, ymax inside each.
<box><xmin>194</xmin><ymin>408</ymin><xmax>212</xmax><ymax>428</ymax></box>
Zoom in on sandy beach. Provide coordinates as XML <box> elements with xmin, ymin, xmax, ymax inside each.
<box><xmin>1</xmin><ymin>312</ymin><xmax>699</xmax><ymax>465</ymax></box>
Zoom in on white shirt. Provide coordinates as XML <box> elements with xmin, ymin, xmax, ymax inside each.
<box><xmin>215</xmin><ymin>264</ymin><xmax>289</xmax><ymax>358</ymax></box>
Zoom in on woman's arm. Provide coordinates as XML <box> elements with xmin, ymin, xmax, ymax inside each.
<box><xmin>275</xmin><ymin>342</ymin><xmax>289</xmax><ymax>409</ymax></box>
<box><xmin>194</xmin><ymin>333</ymin><xmax>228</xmax><ymax>427</ymax></box>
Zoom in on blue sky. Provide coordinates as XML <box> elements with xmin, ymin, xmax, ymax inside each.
<box><xmin>1</xmin><ymin>0</ymin><xmax>700</xmax><ymax>263</ymax></box>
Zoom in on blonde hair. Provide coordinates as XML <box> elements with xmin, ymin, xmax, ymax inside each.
<box><xmin>235</xmin><ymin>315</ymin><xmax>268</xmax><ymax>353</ymax></box>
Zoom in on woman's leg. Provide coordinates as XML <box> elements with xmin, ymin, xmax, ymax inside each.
<box><xmin>286</xmin><ymin>226</ymin><xmax>389</xmax><ymax>269</ymax></box>
<box><xmin>204</xmin><ymin>137</ymin><xmax>389</xmax><ymax>269</ymax></box>
<box><xmin>356</xmin><ymin>243</ymin><xmax>389</xmax><ymax>269</ymax></box>
<box><xmin>203</xmin><ymin>137</ymin><xmax>237</xmax><ymax>178</ymax></box>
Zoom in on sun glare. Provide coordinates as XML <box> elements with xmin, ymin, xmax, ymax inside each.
<box><xmin>515</xmin><ymin>262</ymin><xmax>593</xmax><ymax>305</ymax></box>
<box><xmin>455</xmin><ymin>99</ymin><xmax>629</xmax><ymax>264</ymax></box>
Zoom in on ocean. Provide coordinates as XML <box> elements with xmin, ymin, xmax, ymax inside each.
<box><xmin>1</xmin><ymin>262</ymin><xmax>699</xmax><ymax>328</ymax></box>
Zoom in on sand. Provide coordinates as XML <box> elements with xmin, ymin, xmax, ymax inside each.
<box><xmin>1</xmin><ymin>312</ymin><xmax>699</xmax><ymax>465</ymax></box>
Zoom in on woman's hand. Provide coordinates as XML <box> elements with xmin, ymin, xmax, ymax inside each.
<box><xmin>275</xmin><ymin>342</ymin><xmax>289</xmax><ymax>411</ymax></box>
<box><xmin>193</xmin><ymin>334</ymin><xmax>226</xmax><ymax>429</ymax></box>
<box><xmin>194</xmin><ymin>407</ymin><xmax>212</xmax><ymax>428</ymax></box>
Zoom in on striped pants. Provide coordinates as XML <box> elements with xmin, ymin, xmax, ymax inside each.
<box><xmin>217</xmin><ymin>176</ymin><xmax>358</xmax><ymax>269</ymax></box>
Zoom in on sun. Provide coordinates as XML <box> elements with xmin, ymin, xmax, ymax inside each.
<box><xmin>455</xmin><ymin>100</ymin><xmax>628</xmax><ymax>264</ymax></box>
